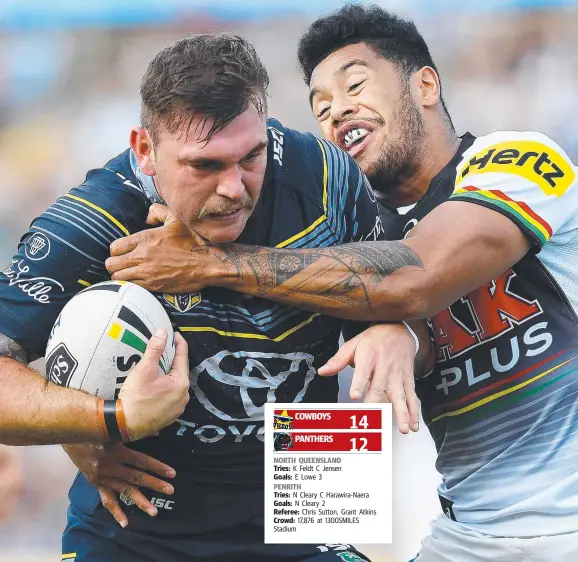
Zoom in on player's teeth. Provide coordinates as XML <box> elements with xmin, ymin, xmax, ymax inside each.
<box><xmin>344</xmin><ymin>128</ymin><xmax>369</xmax><ymax>148</ymax></box>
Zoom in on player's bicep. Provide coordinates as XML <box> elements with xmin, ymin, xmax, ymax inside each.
<box><xmin>402</xmin><ymin>200</ymin><xmax>530</xmax><ymax>315</ymax></box>
<box><xmin>0</xmin><ymin>235</ymin><xmax>99</xmax><ymax>361</ymax></box>
<box><xmin>0</xmin><ymin>188</ymin><xmax>127</xmax><ymax>360</ymax></box>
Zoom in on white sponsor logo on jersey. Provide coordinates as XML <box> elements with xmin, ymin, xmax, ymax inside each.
<box><xmin>189</xmin><ymin>351</ymin><xmax>316</xmax><ymax>421</ymax></box>
<box><xmin>3</xmin><ymin>259</ymin><xmax>64</xmax><ymax>304</ymax></box>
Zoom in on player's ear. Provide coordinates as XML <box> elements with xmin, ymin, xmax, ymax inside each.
<box><xmin>130</xmin><ymin>127</ymin><xmax>157</xmax><ymax>176</ymax></box>
<box><xmin>415</xmin><ymin>66</ymin><xmax>441</xmax><ymax>109</ymax></box>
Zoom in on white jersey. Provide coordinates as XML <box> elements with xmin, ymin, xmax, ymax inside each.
<box><xmin>403</xmin><ymin>130</ymin><xmax>578</xmax><ymax>537</ymax></box>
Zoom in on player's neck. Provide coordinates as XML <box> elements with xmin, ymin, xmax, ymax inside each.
<box><xmin>382</xmin><ymin>125</ymin><xmax>460</xmax><ymax>209</ymax></box>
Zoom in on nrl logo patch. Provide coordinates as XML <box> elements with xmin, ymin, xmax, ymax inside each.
<box><xmin>164</xmin><ymin>292</ymin><xmax>201</xmax><ymax>313</ymax></box>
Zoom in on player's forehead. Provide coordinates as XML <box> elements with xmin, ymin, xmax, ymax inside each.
<box><xmin>309</xmin><ymin>43</ymin><xmax>396</xmax><ymax>99</ymax></box>
<box><xmin>310</xmin><ymin>44</ymin><xmax>378</xmax><ymax>85</ymax></box>
<box><xmin>160</xmin><ymin>104</ymin><xmax>268</xmax><ymax>162</ymax></box>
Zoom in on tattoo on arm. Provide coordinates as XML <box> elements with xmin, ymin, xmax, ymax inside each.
<box><xmin>219</xmin><ymin>241</ymin><xmax>423</xmax><ymax>313</ymax></box>
<box><xmin>0</xmin><ymin>334</ymin><xmax>29</xmax><ymax>365</ymax></box>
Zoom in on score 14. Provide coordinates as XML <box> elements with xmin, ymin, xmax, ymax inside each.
<box><xmin>349</xmin><ymin>414</ymin><xmax>369</xmax><ymax>429</ymax></box>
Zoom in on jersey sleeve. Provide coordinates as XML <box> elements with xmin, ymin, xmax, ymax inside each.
<box><xmin>306</xmin><ymin>138</ymin><xmax>384</xmax><ymax>341</ymax></box>
<box><xmin>0</xmin><ymin>174</ymin><xmax>148</xmax><ymax>361</ymax></box>
<box><xmin>451</xmin><ymin>131</ymin><xmax>578</xmax><ymax>250</ymax></box>
<box><xmin>309</xmin><ymin>137</ymin><xmax>384</xmax><ymax>244</ymax></box>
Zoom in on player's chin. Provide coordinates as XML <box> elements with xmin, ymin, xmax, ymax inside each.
<box><xmin>352</xmin><ymin>147</ymin><xmax>377</xmax><ymax>175</ymax></box>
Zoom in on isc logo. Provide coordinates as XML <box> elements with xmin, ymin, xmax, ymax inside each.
<box><xmin>150</xmin><ymin>497</ymin><xmax>174</xmax><ymax>510</ymax></box>
<box><xmin>269</xmin><ymin>126</ymin><xmax>284</xmax><ymax>166</ymax></box>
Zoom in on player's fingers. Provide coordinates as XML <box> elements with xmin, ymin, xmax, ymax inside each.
<box><xmin>140</xmin><ymin>329</ymin><xmax>168</xmax><ymax>367</ymax></box>
<box><xmin>366</xmin><ymin>371</ymin><xmax>410</xmax><ymax>433</ymax></box>
<box><xmin>110</xmin><ymin>235</ymin><xmax>139</xmax><ymax>257</ymax></box>
<box><xmin>349</xmin><ymin>350</ymin><xmax>375</xmax><ymax>400</ymax></box>
<box><xmin>105</xmin><ymin>254</ymin><xmax>146</xmax><ymax>277</ymax></box>
<box><xmin>105</xmin><ymin>465</ymin><xmax>174</xmax><ymax>495</ymax></box>
<box><xmin>168</xmin><ymin>333</ymin><xmax>189</xmax><ymax>379</ymax></box>
<box><xmin>109</xmin><ymin>266</ymin><xmax>148</xmax><ymax>285</ymax></box>
<box><xmin>146</xmin><ymin>204</ymin><xmax>173</xmax><ymax>226</ymax></box>
<box><xmin>404</xmin><ymin>378</ymin><xmax>420</xmax><ymax>432</ymax></box>
<box><xmin>105</xmin><ymin>255</ymin><xmax>127</xmax><ymax>275</ymax></box>
<box><xmin>98</xmin><ymin>487</ymin><xmax>128</xmax><ymax>528</ymax></box>
<box><xmin>121</xmin><ymin>448</ymin><xmax>176</xmax><ymax>479</ymax></box>
<box><xmin>124</xmin><ymin>330</ymin><xmax>167</xmax><ymax>387</ymax></box>
<box><xmin>317</xmin><ymin>336</ymin><xmax>360</xmax><ymax>376</ymax></box>
<box><xmin>105</xmin><ymin>479</ymin><xmax>158</xmax><ymax>517</ymax></box>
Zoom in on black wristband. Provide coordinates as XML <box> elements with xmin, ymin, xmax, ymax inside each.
<box><xmin>103</xmin><ymin>399</ymin><xmax>123</xmax><ymax>442</ymax></box>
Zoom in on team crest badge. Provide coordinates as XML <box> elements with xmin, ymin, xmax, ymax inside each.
<box><xmin>274</xmin><ymin>432</ymin><xmax>294</xmax><ymax>452</ymax></box>
<box><xmin>274</xmin><ymin>410</ymin><xmax>293</xmax><ymax>431</ymax></box>
<box><xmin>164</xmin><ymin>292</ymin><xmax>201</xmax><ymax>313</ymax></box>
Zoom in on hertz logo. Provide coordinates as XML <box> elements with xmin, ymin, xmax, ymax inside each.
<box><xmin>458</xmin><ymin>140</ymin><xmax>575</xmax><ymax>197</ymax></box>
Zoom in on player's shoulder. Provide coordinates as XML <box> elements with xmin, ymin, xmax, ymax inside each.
<box><xmin>83</xmin><ymin>149</ymin><xmax>150</xmax><ymax>205</ymax></box>
<box><xmin>266</xmin><ymin>117</ymin><xmax>358</xmax><ymax>198</ymax></box>
<box><xmin>69</xmin><ymin>149</ymin><xmax>150</xmax><ymax>234</ymax></box>
<box><xmin>267</xmin><ymin>117</ymin><xmax>323</xmax><ymax>176</ymax></box>
<box><xmin>456</xmin><ymin>130</ymin><xmax>577</xmax><ymax>197</ymax></box>
<box><xmin>463</xmin><ymin>130</ymin><xmax>575</xmax><ymax>160</ymax></box>
<box><xmin>269</xmin><ymin>116</ymin><xmax>346</xmax><ymax>161</ymax></box>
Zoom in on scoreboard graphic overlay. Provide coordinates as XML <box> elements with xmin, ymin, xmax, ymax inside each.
<box><xmin>265</xmin><ymin>403</ymin><xmax>392</xmax><ymax>544</ymax></box>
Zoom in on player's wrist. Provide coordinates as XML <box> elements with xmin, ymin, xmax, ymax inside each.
<box><xmin>401</xmin><ymin>321</ymin><xmax>420</xmax><ymax>358</ymax></box>
<box><xmin>204</xmin><ymin>245</ymin><xmax>239</xmax><ymax>289</ymax></box>
<box><xmin>96</xmin><ymin>398</ymin><xmax>132</xmax><ymax>443</ymax></box>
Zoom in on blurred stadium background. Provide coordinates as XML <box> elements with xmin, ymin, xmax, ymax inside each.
<box><xmin>1</xmin><ymin>0</ymin><xmax>578</xmax><ymax>560</ymax></box>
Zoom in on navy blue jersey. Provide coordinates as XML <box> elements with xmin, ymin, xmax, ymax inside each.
<box><xmin>0</xmin><ymin>119</ymin><xmax>382</xmax><ymax>534</ymax></box>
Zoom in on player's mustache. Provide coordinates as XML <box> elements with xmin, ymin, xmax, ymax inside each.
<box><xmin>340</xmin><ymin>116</ymin><xmax>385</xmax><ymax>127</ymax></box>
<box><xmin>198</xmin><ymin>196</ymin><xmax>253</xmax><ymax>219</ymax></box>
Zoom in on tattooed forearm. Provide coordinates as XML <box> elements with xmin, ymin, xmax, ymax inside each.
<box><xmin>216</xmin><ymin>241</ymin><xmax>424</xmax><ymax>320</ymax></box>
<box><xmin>0</xmin><ymin>334</ymin><xmax>29</xmax><ymax>365</ymax></box>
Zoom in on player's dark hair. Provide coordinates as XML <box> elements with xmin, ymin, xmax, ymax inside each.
<box><xmin>140</xmin><ymin>33</ymin><xmax>269</xmax><ymax>143</ymax></box>
<box><xmin>298</xmin><ymin>4</ymin><xmax>452</xmax><ymax>126</ymax></box>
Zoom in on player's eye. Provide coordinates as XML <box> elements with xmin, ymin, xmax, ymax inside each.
<box><xmin>348</xmin><ymin>81</ymin><xmax>365</xmax><ymax>93</ymax></box>
<box><xmin>243</xmin><ymin>151</ymin><xmax>261</xmax><ymax>163</ymax></box>
<box><xmin>316</xmin><ymin>106</ymin><xmax>330</xmax><ymax>119</ymax></box>
<box><xmin>192</xmin><ymin>161</ymin><xmax>220</xmax><ymax>171</ymax></box>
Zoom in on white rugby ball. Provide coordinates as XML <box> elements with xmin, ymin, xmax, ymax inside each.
<box><xmin>45</xmin><ymin>281</ymin><xmax>176</xmax><ymax>399</ymax></box>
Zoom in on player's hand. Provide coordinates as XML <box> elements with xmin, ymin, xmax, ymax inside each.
<box><xmin>120</xmin><ymin>330</ymin><xmax>190</xmax><ymax>441</ymax></box>
<box><xmin>145</xmin><ymin>204</ymin><xmax>181</xmax><ymax>227</ymax></box>
<box><xmin>318</xmin><ymin>323</ymin><xmax>420</xmax><ymax>434</ymax></box>
<box><xmin>62</xmin><ymin>442</ymin><xmax>176</xmax><ymax>528</ymax></box>
<box><xmin>106</xmin><ymin>205</ymin><xmax>210</xmax><ymax>293</ymax></box>
<box><xmin>0</xmin><ymin>445</ymin><xmax>22</xmax><ymax>521</ymax></box>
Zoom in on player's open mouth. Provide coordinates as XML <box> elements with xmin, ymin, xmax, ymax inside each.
<box><xmin>336</xmin><ymin>121</ymin><xmax>375</xmax><ymax>159</ymax></box>
<box><xmin>344</xmin><ymin>128</ymin><xmax>370</xmax><ymax>149</ymax></box>
<box><xmin>345</xmin><ymin>130</ymin><xmax>371</xmax><ymax>159</ymax></box>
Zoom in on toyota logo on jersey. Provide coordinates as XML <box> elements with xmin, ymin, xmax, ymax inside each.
<box><xmin>189</xmin><ymin>351</ymin><xmax>316</xmax><ymax>421</ymax></box>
